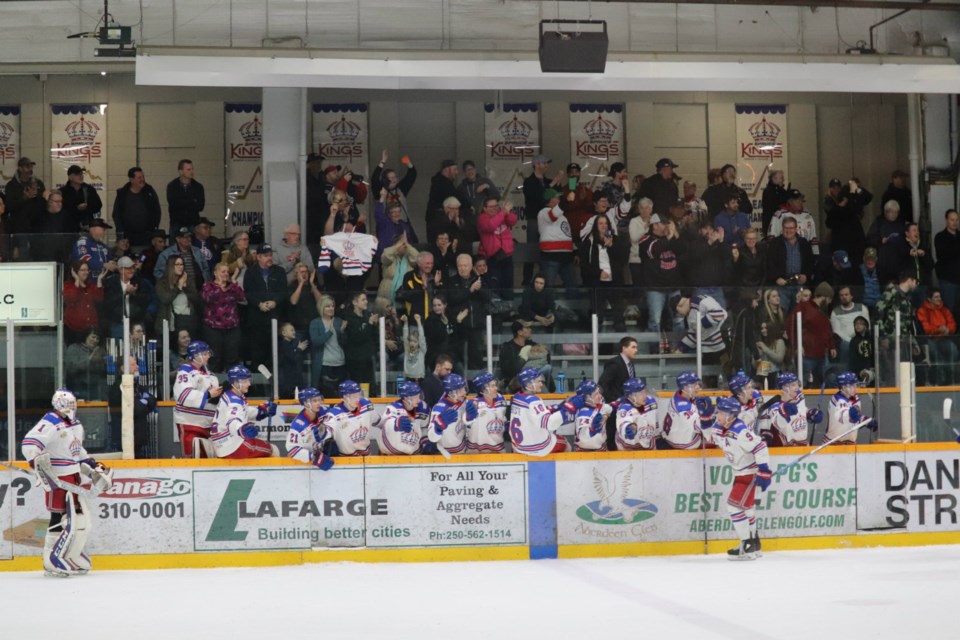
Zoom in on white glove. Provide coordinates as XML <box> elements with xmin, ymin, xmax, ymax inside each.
<box><xmin>81</xmin><ymin>462</ymin><xmax>113</xmax><ymax>493</ymax></box>
<box><xmin>31</xmin><ymin>452</ymin><xmax>53</xmax><ymax>491</ymax></box>
<box><xmin>600</xmin><ymin>403</ymin><xmax>613</xmax><ymax>418</ymax></box>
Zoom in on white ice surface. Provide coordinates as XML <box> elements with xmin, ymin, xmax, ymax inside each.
<box><xmin>2</xmin><ymin>546</ymin><xmax>958</xmax><ymax>639</ymax></box>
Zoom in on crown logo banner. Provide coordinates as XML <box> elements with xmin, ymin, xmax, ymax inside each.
<box><xmin>50</xmin><ymin>104</ymin><xmax>106</xmax><ymax>195</ymax></box>
<box><xmin>735</xmin><ymin>104</ymin><xmax>789</xmax><ymax>232</ymax></box>
<box><xmin>483</xmin><ymin>103</ymin><xmax>541</xmax><ymax>242</ymax></box>
<box><xmin>225</xmin><ymin>104</ymin><xmax>264</xmax><ymax>237</ymax></box>
<box><xmin>570</xmin><ymin>104</ymin><xmax>624</xmax><ymax>167</ymax></box>
<box><xmin>0</xmin><ymin>106</ymin><xmax>18</xmax><ymax>176</ymax></box>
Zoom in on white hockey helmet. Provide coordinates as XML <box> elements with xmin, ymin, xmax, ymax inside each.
<box><xmin>52</xmin><ymin>388</ymin><xmax>78</xmax><ymax>421</ymax></box>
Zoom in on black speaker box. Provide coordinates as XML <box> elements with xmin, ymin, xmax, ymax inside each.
<box><xmin>539</xmin><ymin>20</ymin><xmax>608</xmax><ymax>73</ymax></box>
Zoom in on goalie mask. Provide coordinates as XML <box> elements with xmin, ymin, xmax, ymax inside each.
<box><xmin>52</xmin><ymin>388</ymin><xmax>78</xmax><ymax>421</ymax></box>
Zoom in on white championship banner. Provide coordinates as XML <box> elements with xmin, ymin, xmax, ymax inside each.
<box><xmin>483</xmin><ymin>102</ymin><xmax>540</xmax><ymax>240</ymax></box>
<box><xmin>569</xmin><ymin>103</ymin><xmax>624</xmax><ymax>186</ymax></box>
<box><xmin>735</xmin><ymin>104</ymin><xmax>788</xmax><ymax>229</ymax></box>
<box><xmin>50</xmin><ymin>104</ymin><xmax>107</xmax><ymax>194</ymax></box>
<box><xmin>312</xmin><ymin>103</ymin><xmax>370</xmax><ymax>187</ymax></box>
<box><xmin>0</xmin><ymin>105</ymin><xmax>20</xmax><ymax>194</ymax></box>
<box><xmin>224</xmin><ymin>103</ymin><xmax>264</xmax><ymax>236</ymax></box>
<box><xmin>0</xmin><ymin>263</ymin><xmax>59</xmax><ymax>325</ymax></box>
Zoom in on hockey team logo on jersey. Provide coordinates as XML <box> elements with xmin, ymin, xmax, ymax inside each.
<box><xmin>100</xmin><ymin>477</ymin><xmax>191</xmax><ymax>500</ymax></box>
<box><xmin>575</xmin><ymin>466</ymin><xmax>658</xmax><ymax>525</ymax></box>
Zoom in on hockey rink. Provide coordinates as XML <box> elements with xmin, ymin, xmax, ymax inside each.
<box><xmin>2</xmin><ymin>545</ymin><xmax>957</xmax><ymax>639</ymax></box>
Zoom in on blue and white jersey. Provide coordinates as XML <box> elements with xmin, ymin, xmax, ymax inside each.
<box><xmin>508</xmin><ymin>393</ymin><xmax>563</xmax><ymax>457</ymax></box>
<box><xmin>735</xmin><ymin>389</ymin><xmax>765</xmax><ymax>433</ymax></box>
<box><xmin>465</xmin><ymin>394</ymin><xmax>507</xmax><ymax>453</ymax></box>
<box><xmin>210</xmin><ymin>390</ymin><xmax>259</xmax><ymax>458</ymax></box>
<box><xmin>715</xmin><ymin>419</ymin><xmax>770</xmax><ymax>476</ymax></box>
<box><xmin>615</xmin><ymin>396</ymin><xmax>659</xmax><ymax>450</ymax></box>
<box><xmin>286</xmin><ymin>407</ymin><xmax>328</xmax><ymax>464</ymax></box>
<box><xmin>825</xmin><ymin>392</ymin><xmax>863</xmax><ymax>444</ymax></box>
<box><xmin>427</xmin><ymin>396</ymin><xmax>467</xmax><ymax>455</ymax></box>
<box><xmin>173</xmin><ymin>363</ymin><xmax>220</xmax><ymax>428</ymax></box>
<box><xmin>574</xmin><ymin>404</ymin><xmax>612</xmax><ymax>451</ymax></box>
<box><xmin>379</xmin><ymin>399</ymin><xmax>430</xmax><ymax>455</ymax></box>
<box><xmin>759</xmin><ymin>394</ymin><xmax>810</xmax><ymax>446</ymax></box>
<box><xmin>21</xmin><ymin>412</ymin><xmax>88</xmax><ymax>478</ymax></box>
<box><xmin>72</xmin><ymin>236</ymin><xmax>111</xmax><ymax>279</ymax></box>
<box><xmin>663</xmin><ymin>392</ymin><xmax>703</xmax><ymax>449</ymax></box>
<box><xmin>323</xmin><ymin>398</ymin><xmax>380</xmax><ymax>456</ymax></box>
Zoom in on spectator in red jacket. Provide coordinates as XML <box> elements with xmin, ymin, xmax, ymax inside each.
<box><xmin>785</xmin><ymin>282</ymin><xmax>837</xmax><ymax>388</ymax></box>
<box><xmin>476</xmin><ymin>196</ymin><xmax>518</xmax><ymax>298</ymax></box>
<box><xmin>917</xmin><ymin>287</ymin><xmax>958</xmax><ymax>385</ymax></box>
<box><xmin>63</xmin><ymin>259</ymin><xmax>106</xmax><ymax>344</ymax></box>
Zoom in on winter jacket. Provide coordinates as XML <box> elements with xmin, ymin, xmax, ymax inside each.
<box><xmin>786</xmin><ymin>300</ymin><xmax>835</xmax><ymax>359</ymax></box>
<box><xmin>476</xmin><ymin>209</ymin><xmax>517</xmax><ymax>259</ymax></box>
<box><xmin>62</xmin><ymin>280</ymin><xmax>104</xmax><ymax>333</ymax></box>
<box><xmin>112</xmin><ymin>182</ymin><xmax>162</xmax><ymax>246</ymax></box>
<box><xmin>917</xmin><ymin>300</ymin><xmax>956</xmax><ymax>336</ymax></box>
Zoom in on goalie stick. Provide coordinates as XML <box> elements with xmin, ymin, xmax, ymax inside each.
<box><xmin>0</xmin><ymin>459</ymin><xmax>99</xmax><ymax>498</ymax></box>
<box><xmin>774</xmin><ymin>418</ymin><xmax>875</xmax><ymax>478</ymax></box>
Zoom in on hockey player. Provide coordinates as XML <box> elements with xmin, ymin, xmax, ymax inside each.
<box><xmin>663</xmin><ymin>371</ymin><xmax>715</xmax><ymax>449</ymax></box>
<box><xmin>464</xmin><ymin>371</ymin><xmax>507</xmax><ymax>453</ymax></box>
<box><xmin>824</xmin><ymin>371</ymin><xmax>878</xmax><ymax>445</ymax></box>
<box><xmin>573</xmin><ymin>379</ymin><xmax>614</xmax><ymax>451</ymax></box>
<box><xmin>728</xmin><ymin>373</ymin><xmax>764</xmax><ymax>432</ymax></box>
<box><xmin>378</xmin><ymin>380</ymin><xmax>431</xmax><ymax>455</ymax></box>
<box><xmin>210</xmin><ymin>365</ymin><xmax>278</xmax><ymax>459</ymax></box>
<box><xmin>172</xmin><ymin>340</ymin><xmax>222</xmax><ymax>457</ymax></box>
<box><xmin>427</xmin><ymin>374</ymin><xmax>469</xmax><ymax>455</ymax></box>
<box><xmin>713</xmin><ymin>396</ymin><xmax>772</xmax><ymax>561</ymax></box>
<box><xmin>508</xmin><ymin>367</ymin><xmax>573</xmax><ymax>456</ymax></box>
<box><xmin>323</xmin><ymin>380</ymin><xmax>381</xmax><ymax>456</ymax></box>
<box><xmin>615</xmin><ymin>377</ymin><xmax>659</xmax><ymax>450</ymax></box>
<box><xmin>21</xmin><ymin>389</ymin><xmax>113</xmax><ymax>577</ymax></box>
<box><xmin>758</xmin><ymin>372</ymin><xmax>823</xmax><ymax>446</ymax></box>
<box><xmin>286</xmin><ymin>387</ymin><xmax>334</xmax><ymax>469</ymax></box>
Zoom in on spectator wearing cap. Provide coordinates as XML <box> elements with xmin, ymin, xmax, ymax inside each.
<box><xmin>786</xmin><ymin>282</ymin><xmax>837</xmax><ymax>388</ymax></box>
<box><xmin>934</xmin><ymin>209</ymin><xmax>960</xmax><ymax>315</ymax></box>
<box><xmin>638</xmin><ymin>158</ymin><xmax>680</xmax><ymax>219</ymax></box>
<box><xmin>713</xmin><ymin>192</ymin><xmax>752</xmax><ymax>247</ymax></box>
<box><xmin>166</xmin><ymin>159</ymin><xmax>205</xmax><ymax>238</ymax></box>
<box><xmin>243</xmin><ymin>243</ymin><xmax>289</xmax><ymax>369</ymax></box>
<box><xmin>825</xmin><ymin>177</ymin><xmax>872</xmax><ymax>266</ymax></box>
<box><xmin>426</xmin><ymin>159</ymin><xmax>464</xmax><ymax>243</ymax></box>
<box><xmin>825</xmin><ymin>249</ymin><xmax>863</xmax><ymax>289</ymax></box>
<box><xmin>768</xmin><ymin>188</ymin><xmax>819</xmax><ymax>254</ymax></box>
<box><xmin>60</xmin><ymin>165</ymin><xmax>102</xmax><ymax>232</ymax></box>
<box><xmin>867</xmin><ymin>200</ymin><xmax>907</xmax><ymax>287</ymax></box>
<box><xmin>596</xmin><ymin>162</ymin><xmax>632</xmax><ymax>234</ymax></box>
<box><xmin>831</xmin><ymin>285</ymin><xmax>870</xmax><ymax>367</ymax></box>
<box><xmin>761</xmin><ymin>169</ymin><xmax>789</xmax><ymax>236</ymax></box>
<box><xmin>537</xmin><ymin>188</ymin><xmax>577</xmax><ymax>288</ymax></box>
<box><xmin>881</xmin><ymin>170</ymin><xmax>912</xmax><ymax>224</ymax></box>
<box><xmin>766</xmin><ymin>216</ymin><xmax>815</xmax><ymax>312</ymax></box>
<box><xmin>154</xmin><ymin>226</ymin><xmax>211</xmax><ymax>284</ymax></box>
<box><xmin>112</xmin><ymin>166</ymin><xmax>162</xmax><ymax>247</ymax></box>
<box><xmin>72</xmin><ymin>219</ymin><xmax>116</xmax><ymax>279</ymax></box>
<box><xmin>860</xmin><ymin>247</ymin><xmax>882</xmax><ymax>311</ymax></box>
<box><xmin>3</xmin><ymin>157</ymin><xmax>46</xmax><ymax>219</ymax></box>
<box><xmin>273</xmin><ymin>223</ymin><xmax>312</xmax><ymax>284</ymax></box>
<box><xmin>522</xmin><ymin>154</ymin><xmax>563</xmax><ymax>285</ymax></box>
<box><xmin>102</xmin><ymin>255</ymin><xmax>151</xmax><ymax>339</ymax></box>
<box><xmin>192</xmin><ymin>217</ymin><xmax>222</xmax><ymax>275</ymax></box>
<box><xmin>560</xmin><ymin>162</ymin><xmax>595</xmax><ymax>243</ymax></box>
<box><xmin>137</xmin><ymin>230</ymin><xmax>168</xmax><ymax>284</ymax></box>
<box><xmin>703</xmin><ymin>164</ymin><xmax>753</xmax><ymax>220</ymax></box>
<box><xmin>637</xmin><ymin>213</ymin><xmax>685</xmax><ymax>334</ymax></box>
<box><xmin>371</xmin><ymin>149</ymin><xmax>418</xmax><ymax>238</ymax></box>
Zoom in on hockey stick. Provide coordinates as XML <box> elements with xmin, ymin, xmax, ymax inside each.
<box><xmin>258</xmin><ymin>365</ymin><xmax>274</xmax><ymax>445</ymax></box>
<box><xmin>945</xmin><ymin>398</ymin><xmax>959</xmax><ymax>440</ymax></box>
<box><xmin>0</xmin><ymin>460</ymin><xmax>98</xmax><ymax>498</ymax></box>
<box><xmin>775</xmin><ymin>418</ymin><xmax>874</xmax><ymax>478</ymax></box>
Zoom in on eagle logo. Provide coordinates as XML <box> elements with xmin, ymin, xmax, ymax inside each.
<box><xmin>575</xmin><ymin>465</ymin><xmax>658</xmax><ymax>525</ymax></box>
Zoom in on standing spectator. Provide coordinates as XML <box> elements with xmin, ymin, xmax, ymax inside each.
<box><xmin>221</xmin><ymin>229</ymin><xmax>256</xmax><ymax>281</ymax></box>
<box><xmin>166</xmin><ymin>159</ymin><xmax>205</xmax><ymax>238</ymax></box>
<box><xmin>754</xmin><ymin>320</ymin><xmax>788</xmax><ymax>389</ymax></box>
<box><xmin>192</xmin><ymin>217</ymin><xmax>221</xmax><ymax>275</ymax></box>
<box><xmin>831</xmin><ymin>286</ymin><xmax>869</xmax><ymax>366</ymax></box>
<box><xmin>64</xmin><ymin>329</ymin><xmax>107</xmax><ymax>401</ymax></box>
<box><xmin>823</xmin><ymin>250</ymin><xmax>863</xmax><ymax>289</ymax></box>
<box><xmin>155</xmin><ymin>226</ymin><xmax>211</xmax><ymax>284</ymax></box>
<box><xmin>768</xmin><ymin>189</ymin><xmax>819</xmax><ymax>254</ymax></box>
<box><xmin>476</xmin><ymin>196</ymin><xmax>518</xmax><ymax>298</ymax></box>
<box><xmin>766</xmin><ymin>217</ymin><xmax>815</xmax><ymax>311</ymax></box>
<box><xmin>112</xmin><ymin>167</ymin><xmax>161</xmax><ymax>248</ymax></box>
<box><xmin>761</xmin><ymin>169</ymin><xmax>789</xmax><ymax>236</ymax></box>
<box><xmin>426</xmin><ymin>160</ymin><xmax>463</xmax><ymax>243</ymax></box>
<box><xmin>278</xmin><ymin>322</ymin><xmax>308</xmax><ymax>399</ymax></box>
<box><xmin>860</xmin><ymin>247</ymin><xmax>882</xmax><ymax>313</ymax></box>
<box><xmin>6</xmin><ymin>178</ymin><xmax>43</xmax><ymax>259</ymax></box>
<box><xmin>457</xmin><ymin>160</ymin><xmax>499</xmax><ymax>224</ymax></box>
<box><xmin>444</xmin><ymin>253</ymin><xmax>490</xmax><ymax>367</ymax></box>
<box><xmin>498</xmin><ymin>321</ymin><xmax>532</xmax><ymax>387</ymax></box>
<box><xmin>682</xmin><ymin>180</ymin><xmax>709</xmax><ymax>229</ymax></box>
<box><xmin>786</xmin><ymin>283</ymin><xmax>837</xmax><ymax>388</ymax></box>
<box><xmin>917</xmin><ymin>288</ymin><xmax>958</xmax><ymax>385</ymax></box>
<box><xmin>431</xmin><ymin>231</ymin><xmax>458</xmax><ymax>281</ymax></box>
<box><xmin>138</xmin><ymin>230</ymin><xmax>168</xmax><ymax>284</ymax></box>
<box><xmin>580</xmin><ymin>215</ymin><xmax>628</xmax><ymax>330</ymax></box>
<box><xmin>881</xmin><ymin>170</ymin><xmax>912</xmax><ymax>224</ymax></box>
<box><xmin>59</xmin><ymin>164</ymin><xmax>102</xmax><ymax>232</ymax></box>
<box><xmin>428</xmin><ymin>198</ymin><xmax>466</xmax><ymax>249</ymax></box>
<box><xmin>376</xmin><ymin>231</ymin><xmax>417</xmax><ymax>311</ymax></box>
<box><xmin>4</xmin><ymin>157</ymin><xmax>46</xmax><ymax>217</ymax></box>
<box><xmin>155</xmin><ymin>255</ymin><xmax>201</xmax><ymax>338</ymax></box>
<box><xmin>63</xmin><ymin>260</ymin><xmax>105</xmax><ymax>344</ymax></box>
<box><xmin>71</xmin><ymin>219</ymin><xmax>116</xmax><ymax>279</ymax></box>
<box><xmin>341</xmin><ymin>292</ymin><xmax>378</xmax><ymax>392</ymax></box>
<box><xmin>704</xmin><ymin>164</ymin><xmax>752</xmax><ymax>220</ymax></box>
<box><xmin>200</xmin><ymin>262</ymin><xmax>245</xmax><ymax>373</ymax></box>
<box><xmin>638</xmin><ymin>158</ymin><xmax>680</xmax><ymax>218</ymax></box>
<box><xmin>401</xmin><ymin>314</ymin><xmax>427</xmax><ymax>382</ymax></box>
<box><xmin>537</xmin><ymin>188</ymin><xmax>577</xmax><ymax>288</ymax></box>
<box><xmin>848</xmin><ymin>315</ymin><xmax>875</xmax><ymax>384</ymax></box>
<box><xmin>374</xmin><ymin>195</ymin><xmax>416</xmax><ymax>261</ymax></box>
<box><xmin>579</xmin><ymin>192</ymin><xmax>618</xmax><ymax>242</ymax></box>
<box><xmin>756</xmin><ymin>289</ymin><xmax>786</xmax><ymax>341</ymax></box>
<box><xmin>34</xmin><ymin>191</ymin><xmax>72</xmax><ymax>262</ymax></box>
<box><xmin>714</xmin><ymin>194</ymin><xmax>752</xmax><ymax>246</ymax></box>
<box><xmin>935</xmin><ymin>209</ymin><xmax>960</xmax><ymax>315</ymax></box>
<box><xmin>597</xmin><ymin>162</ymin><xmax>633</xmax><ymax>234</ymax></box>
<box><xmin>638</xmin><ymin>215</ymin><xmax>685</xmax><ymax>334</ymax></box>
<box><xmin>309</xmin><ymin>295</ymin><xmax>346</xmax><ymax>397</ymax></box>
<box><xmin>102</xmin><ymin>256</ymin><xmax>150</xmax><ymax>339</ymax></box>
<box><xmin>305</xmin><ymin>153</ymin><xmax>328</xmax><ymax>247</ymax></box>
<box><xmin>673</xmin><ymin>292</ymin><xmax>728</xmax><ymax>360</ymax></box>
<box><xmin>274</xmin><ymin>223</ymin><xmax>312</xmax><ymax>284</ymax></box>
<box><xmin>684</xmin><ymin>222</ymin><xmax>731</xmax><ymax>309</ymax></box>
<box><xmin>371</xmin><ymin>149</ymin><xmax>417</xmax><ymax>237</ymax></box>
<box><xmin>627</xmin><ymin>197</ymin><xmax>653</xmax><ymax>286</ymax></box>
<box><xmin>286</xmin><ymin>262</ymin><xmax>321</xmax><ymax>342</ymax></box>
<box><xmin>824</xmin><ymin>177</ymin><xmax>872</xmax><ymax>266</ymax></box>
<box><xmin>732</xmin><ymin>228</ymin><xmax>767</xmax><ymax>288</ymax></box>
<box><xmin>903</xmin><ymin>222</ymin><xmax>935</xmax><ymax>300</ymax></box>
<box><xmin>518</xmin><ymin>274</ymin><xmax>556</xmax><ymax>328</ymax></box>
<box><xmin>876</xmin><ymin>271</ymin><xmax>921</xmax><ymax>383</ymax></box>
<box><xmin>560</xmin><ymin>163</ymin><xmax>594</xmax><ymax>242</ymax></box>
<box><xmin>424</xmin><ymin>294</ymin><xmax>468</xmax><ymax>370</ymax></box>
<box><xmin>522</xmin><ymin>154</ymin><xmax>561</xmax><ymax>285</ymax></box>
<box><xmin>867</xmin><ymin>200</ymin><xmax>908</xmax><ymax>287</ymax></box>
<box><xmin>243</xmin><ymin>244</ymin><xmax>287</xmax><ymax>368</ymax></box>
<box><xmin>397</xmin><ymin>252</ymin><xmax>438</xmax><ymax>319</ymax></box>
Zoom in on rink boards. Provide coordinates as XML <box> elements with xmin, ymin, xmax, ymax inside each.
<box><xmin>2</xmin><ymin>444</ymin><xmax>960</xmax><ymax>570</ymax></box>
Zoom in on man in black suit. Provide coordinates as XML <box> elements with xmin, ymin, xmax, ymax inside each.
<box><xmin>598</xmin><ymin>336</ymin><xmax>639</xmax><ymax>448</ymax></box>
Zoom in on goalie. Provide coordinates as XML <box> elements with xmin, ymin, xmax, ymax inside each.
<box><xmin>20</xmin><ymin>389</ymin><xmax>113</xmax><ymax>577</ymax></box>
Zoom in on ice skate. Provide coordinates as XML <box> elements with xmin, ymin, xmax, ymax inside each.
<box><xmin>727</xmin><ymin>539</ymin><xmax>758</xmax><ymax>561</ymax></box>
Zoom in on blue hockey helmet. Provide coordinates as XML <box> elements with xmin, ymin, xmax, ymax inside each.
<box><xmin>576</xmin><ymin>379</ymin><xmax>599</xmax><ymax>397</ymax></box>
<box><xmin>836</xmin><ymin>371</ymin><xmax>859</xmax><ymax>387</ymax></box>
<box><xmin>338</xmin><ymin>380</ymin><xmax>362</xmax><ymax>396</ymax></box>
<box><xmin>728</xmin><ymin>373</ymin><xmax>752</xmax><ymax>395</ymax></box>
<box><xmin>298</xmin><ymin>387</ymin><xmax>323</xmax><ymax>405</ymax></box>
<box><xmin>676</xmin><ymin>371</ymin><xmax>701</xmax><ymax>389</ymax></box>
<box><xmin>777</xmin><ymin>372</ymin><xmax>799</xmax><ymax>388</ymax></box>
<box><xmin>227</xmin><ymin>364</ymin><xmax>251</xmax><ymax>382</ymax></box>
<box><xmin>622</xmin><ymin>377</ymin><xmax>646</xmax><ymax>395</ymax></box>
<box><xmin>715</xmin><ymin>396</ymin><xmax>742</xmax><ymax>416</ymax></box>
<box><xmin>443</xmin><ymin>373</ymin><xmax>467</xmax><ymax>393</ymax></box>
<box><xmin>398</xmin><ymin>380</ymin><xmax>423</xmax><ymax>399</ymax></box>
<box><xmin>472</xmin><ymin>371</ymin><xmax>496</xmax><ymax>394</ymax></box>
<box><xmin>518</xmin><ymin>367</ymin><xmax>543</xmax><ymax>389</ymax></box>
<box><xmin>187</xmin><ymin>340</ymin><xmax>212</xmax><ymax>360</ymax></box>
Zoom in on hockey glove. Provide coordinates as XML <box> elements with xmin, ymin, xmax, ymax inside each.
<box><xmin>694</xmin><ymin>396</ymin><xmax>714</xmax><ymax>419</ymax></box>
<box><xmin>240</xmin><ymin>424</ymin><xmax>260</xmax><ymax>439</ymax></box>
<box><xmin>755</xmin><ymin>463</ymin><xmax>773</xmax><ymax>492</ymax></box>
<box><xmin>589</xmin><ymin>411</ymin><xmax>606</xmax><ymax>436</ymax></box>
<box><xmin>79</xmin><ymin>457</ymin><xmax>97</xmax><ymax>469</ymax></box>
<box><xmin>80</xmin><ymin>461</ymin><xmax>113</xmax><ymax>492</ymax></box>
<box><xmin>256</xmin><ymin>401</ymin><xmax>278</xmax><ymax>421</ymax></box>
<box><xmin>464</xmin><ymin>399</ymin><xmax>479</xmax><ymax>421</ymax></box>
<box><xmin>866</xmin><ymin>419</ymin><xmax>879</xmax><ymax>433</ymax></box>
<box><xmin>312</xmin><ymin>450</ymin><xmax>335</xmax><ymax>471</ymax></box>
<box><xmin>848</xmin><ymin>406</ymin><xmax>862</xmax><ymax>423</ymax></box>
<box><xmin>562</xmin><ymin>394</ymin><xmax>587</xmax><ymax>415</ymax></box>
<box><xmin>600</xmin><ymin>403</ymin><xmax>613</xmax><ymax>418</ymax></box>
<box><xmin>397</xmin><ymin>416</ymin><xmax>414</xmax><ymax>433</ymax></box>
<box><xmin>781</xmin><ymin>401</ymin><xmax>799</xmax><ymax>418</ymax></box>
<box><xmin>420</xmin><ymin>438</ymin><xmax>439</xmax><ymax>455</ymax></box>
<box><xmin>624</xmin><ymin>424</ymin><xmax>637</xmax><ymax>441</ymax></box>
<box><xmin>807</xmin><ymin>408</ymin><xmax>824</xmax><ymax>424</ymax></box>
<box><xmin>438</xmin><ymin>406</ymin><xmax>459</xmax><ymax>431</ymax></box>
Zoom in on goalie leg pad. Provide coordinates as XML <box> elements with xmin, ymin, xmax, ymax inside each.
<box><xmin>63</xmin><ymin>493</ymin><xmax>92</xmax><ymax>574</ymax></box>
<box><xmin>43</xmin><ymin>515</ymin><xmax>74</xmax><ymax>577</ymax></box>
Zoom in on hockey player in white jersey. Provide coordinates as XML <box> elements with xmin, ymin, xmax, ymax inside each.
<box><xmin>714</xmin><ymin>396</ymin><xmax>772</xmax><ymax>560</ymax></box>
<box><xmin>663</xmin><ymin>371</ymin><xmax>715</xmax><ymax>449</ymax></box>
<box><xmin>21</xmin><ymin>389</ymin><xmax>113</xmax><ymax>577</ymax></box>
<box><xmin>172</xmin><ymin>340</ymin><xmax>222</xmax><ymax>457</ymax></box>
<box><xmin>616</xmin><ymin>377</ymin><xmax>659</xmax><ymax>450</ymax></box>
<box><xmin>573</xmin><ymin>379</ymin><xmax>614</xmax><ymax>451</ymax></box>
<box><xmin>464</xmin><ymin>372</ymin><xmax>507</xmax><ymax>453</ymax></box>
<box><xmin>758</xmin><ymin>372</ymin><xmax>823</xmax><ymax>446</ymax></box>
<box><xmin>323</xmin><ymin>380</ymin><xmax>381</xmax><ymax>456</ymax></box>
<box><xmin>210</xmin><ymin>365</ymin><xmax>278</xmax><ymax>459</ymax></box>
<box><xmin>728</xmin><ymin>373</ymin><xmax>764</xmax><ymax>432</ymax></box>
<box><xmin>427</xmin><ymin>374</ymin><xmax>469</xmax><ymax>455</ymax></box>
<box><xmin>508</xmin><ymin>367</ymin><xmax>573</xmax><ymax>456</ymax></box>
<box><xmin>378</xmin><ymin>380</ymin><xmax>431</xmax><ymax>455</ymax></box>
<box><xmin>824</xmin><ymin>371</ymin><xmax>878</xmax><ymax>445</ymax></box>
<box><xmin>286</xmin><ymin>387</ymin><xmax>334</xmax><ymax>469</ymax></box>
